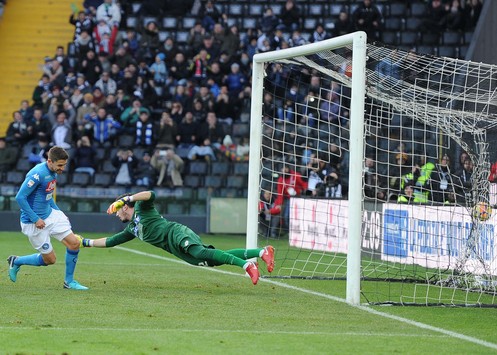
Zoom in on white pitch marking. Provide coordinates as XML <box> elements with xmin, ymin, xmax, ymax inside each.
<box><xmin>91</xmin><ymin>246</ymin><xmax>497</xmax><ymax>351</ymax></box>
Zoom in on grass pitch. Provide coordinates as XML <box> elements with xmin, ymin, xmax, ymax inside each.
<box><xmin>1</xmin><ymin>232</ymin><xmax>497</xmax><ymax>354</ymax></box>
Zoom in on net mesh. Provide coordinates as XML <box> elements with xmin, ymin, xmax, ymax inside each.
<box><xmin>256</xmin><ymin>42</ymin><xmax>497</xmax><ymax>306</ymax></box>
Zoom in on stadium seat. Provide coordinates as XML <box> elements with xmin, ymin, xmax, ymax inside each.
<box><xmin>400</xmin><ymin>31</ymin><xmax>418</xmax><ymax>46</ymax></box>
<box><xmin>182</xmin><ymin>17</ymin><xmax>196</xmax><ymax>30</ymax></box>
<box><xmin>5</xmin><ymin>171</ymin><xmax>25</xmax><ymax>186</ymax></box>
<box><xmin>184</xmin><ymin>175</ymin><xmax>202</xmax><ymax>187</ymax></box>
<box><xmin>233</xmin><ymin>162</ymin><xmax>249</xmax><ymax>175</ymax></box>
<box><xmin>307</xmin><ymin>4</ymin><xmax>324</xmax><ymax>17</ymax></box>
<box><xmin>248</xmin><ymin>4</ymin><xmax>263</xmax><ymax>16</ymax></box>
<box><xmin>117</xmin><ymin>134</ymin><xmax>134</xmax><ymax>148</ymax></box>
<box><xmin>57</xmin><ymin>173</ymin><xmax>68</xmax><ymax>187</ymax></box>
<box><xmin>226</xmin><ymin>175</ymin><xmax>247</xmax><ymax>189</ymax></box>
<box><xmin>166</xmin><ymin>202</ymin><xmax>186</xmax><ymax>215</ymax></box>
<box><xmin>93</xmin><ymin>173</ymin><xmax>113</xmax><ymax>187</ymax></box>
<box><xmin>143</xmin><ymin>17</ymin><xmax>158</xmax><ymax>27</ymax></box>
<box><xmin>442</xmin><ymin>32</ymin><xmax>461</xmax><ymax>46</ymax></box>
<box><xmin>126</xmin><ymin>16</ymin><xmax>137</xmax><ymax>29</ymax></box>
<box><xmin>381</xmin><ymin>31</ymin><xmax>398</xmax><ymax>46</ymax></box>
<box><xmin>384</xmin><ymin>18</ymin><xmax>403</xmax><ymax>31</ymax></box>
<box><xmin>101</xmin><ymin>160</ymin><xmax>116</xmax><ymax>174</ymax></box>
<box><xmin>76</xmin><ymin>200</ymin><xmax>95</xmax><ymax>213</ymax></box>
<box><xmin>162</xmin><ymin>17</ymin><xmax>178</xmax><ymax>30</ymax></box>
<box><xmin>228</xmin><ymin>4</ymin><xmax>244</xmax><ymax>17</ymax></box>
<box><xmin>410</xmin><ymin>2</ymin><xmax>426</xmax><ymax>17</ymax></box>
<box><xmin>175</xmin><ymin>31</ymin><xmax>189</xmax><ymax>44</ymax></box>
<box><xmin>303</xmin><ymin>18</ymin><xmax>317</xmax><ymax>31</ymax></box>
<box><xmin>219</xmin><ymin>187</ymin><xmax>239</xmax><ymax>198</ymax></box>
<box><xmin>188</xmin><ymin>161</ymin><xmax>208</xmax><ymax>175</ymax></box>
<box><xmin>210</xmin><ymin>161</ymin><xmax>230</xmax><ymax>176</ymax></box>
<box><xmin>71</xmin><ymin>172</ymin><xmax>91</xmax><ymax>187</ymax></box>
<box><xmin>232</xmin><ymin>122</ymin><xmax>250</xmax><ymax>137</ymax></box>
<box><xmin>242</xmin><ymin>18</ymin><xmax>258</xmax><ymax>30</ymax></box>
<box><xmin>388</xmin><ymin>2</ymin><xmax>407</xmax><ymax>17</ymax></box>
<box><xmin>329</xmin><ymin>4</ymin><xmax>345</xmax><ymax>17</ymax></box>
<box><xmin>189</xmin><ymin>202</ymin><xmax>207</xmax><ymax>215</ymax></box>
<box><xmin>438</xmin><ymin>45</ymin><xmax>456</xmax><ymax>58</ymax></box>
<box><xmin>15</xmin><ymin>159</ymin><xmax>32</xmax><ymax>173</ymax></box>
<box><xmin>204</xmin><ymin>175</ymin><xmax>224</xmax><ymax>188</ymax></box>
<box><xmin>404</xmin><ymin>18</ymin><xmax>421</xmax><ymax>31</ymax></box>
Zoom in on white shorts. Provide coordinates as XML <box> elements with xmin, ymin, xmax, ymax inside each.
<box><xmin>20</xmin><ymin>209</ymin><xmax>73</xmax><ymax>254</ymax></box>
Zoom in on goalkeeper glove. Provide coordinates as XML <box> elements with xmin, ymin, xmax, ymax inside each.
<box><xmin>75</xmin><ymin>234</ymin><xmax>93</xmax><ymax>247</ymax></box>
<box><xmin>107</xmin><ymin>195</ymin><xmax>133</xmax><ymax>214</ymax></box>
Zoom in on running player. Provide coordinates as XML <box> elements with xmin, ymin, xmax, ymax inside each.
<box><xmin>7</xmin><ymin>146</ymin><xmax>88</xmax><ymax>290</ymax></box>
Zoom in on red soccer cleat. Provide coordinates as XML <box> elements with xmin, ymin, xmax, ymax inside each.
<box><xmin>245</xmin><ymin>262</ymin><xmax>260</xmax><ymax>285</ymax></box>
<box><xmin>261</xmin><ymin>245</ymin><xmax>275</xmax><ymax>273</ymax></box>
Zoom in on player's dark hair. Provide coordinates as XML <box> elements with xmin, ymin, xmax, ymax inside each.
<box><xmin>48</xmin><ymin>146</ymin><xmax>69</xmax><ymax>162</ymax></box>
<box><xmin>116</xmin><ymin>193</ymin><xmax>136</xmax><ymax>207</ymax></box>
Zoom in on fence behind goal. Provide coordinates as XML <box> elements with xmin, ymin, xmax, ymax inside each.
<box><xmin>247</xmin><ymin>31</ymin><xmax>497</xmax><ymax>307</ymax></box>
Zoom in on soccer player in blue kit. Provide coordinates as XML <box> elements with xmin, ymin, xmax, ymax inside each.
<box><xmin>7</xmin><ymin>146</ymin><xmax>88</xmax><ymax>290</ymax></box>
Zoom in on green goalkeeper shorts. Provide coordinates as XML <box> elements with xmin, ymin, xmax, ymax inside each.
<box><xmin>167</xmin><ymin>224</ymin><xmax>214</xmax><ymax>266</ymax></box>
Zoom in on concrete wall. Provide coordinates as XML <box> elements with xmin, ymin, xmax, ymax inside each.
<box><xmin>467</xmin><ymin>1</ymin><xmax>497</xmax><ymax>64</ymax></box>
<box><xmin>0</xmin><ymin>211</ymin><xmax>207</xmax><ymax>234</ymax></box>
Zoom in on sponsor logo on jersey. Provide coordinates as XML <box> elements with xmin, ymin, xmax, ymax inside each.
<box><xmin>27</xmin><ymin>180</ymin><xmax>35</xmax><ymax>188</ymax></box>
<box><xmin>46</xmin><ymin>180</ymin><xmax>56</xmax><ymax>192</ymax></box>
<box><xmin>42</xmin><ymin>243</ymin><xmax>50</xmax><ymax>250</ymax></box>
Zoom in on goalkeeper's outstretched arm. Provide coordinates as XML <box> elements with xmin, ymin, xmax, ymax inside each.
<box><xmin>80</xmin><ymin>231</ymin><xmax>135</xmax><ymax>247</ymax></box>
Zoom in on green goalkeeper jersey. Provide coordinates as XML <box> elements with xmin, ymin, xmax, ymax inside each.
<box><xmin>105</xmin><ymin>191</ymin><xmax>192</xmax><ymax>254</ymax></box>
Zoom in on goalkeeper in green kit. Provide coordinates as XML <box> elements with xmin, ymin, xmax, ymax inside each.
<box><xmin>79</xmin><ymin>191</ymin><xmax>274</xmax><ymax>285</ymax></box>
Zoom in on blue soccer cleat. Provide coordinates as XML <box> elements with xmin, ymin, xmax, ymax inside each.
<box><xmin>63</xmin><ymin>280</ymin><xmax>89</xmax><ymax>290</ymax></box>
<box><xmin>7</xmin><ymin>255</ymin><xmax>20</xmax><ymax>282</ymax></box>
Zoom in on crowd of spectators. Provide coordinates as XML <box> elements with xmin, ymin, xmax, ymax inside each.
<box><xmin>0</xmin><ymin>0</ymin><xmax>484</xmax><ymax>221</ymax></box>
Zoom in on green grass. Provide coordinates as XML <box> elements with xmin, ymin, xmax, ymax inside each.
<box><xmin>1</xmin><ymin>232</ymin><xmax>497</xmax><ymax>354</ymax></box>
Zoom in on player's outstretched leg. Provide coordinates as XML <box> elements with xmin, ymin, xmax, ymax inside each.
<box><xmin>244</xmin><ymin>262</ymin><xmax>260</xmax><ymax>285</ymax></box>
<box><xmin>7</xmin><ymin>256</ymin><xmax>20</xmax><ymax>282</ymax></box>
<box><xmin>260</xmin><ymin>245</ymin><xmax>275</xmax><ymax>273</ymax></box>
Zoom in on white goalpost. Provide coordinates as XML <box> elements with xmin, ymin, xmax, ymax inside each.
<box><xmin>247</xmin><ymin>31</ymin><xmax>497</xmax><ymax>306</ymax></box>
<box><xmin>247</xmin><ymin>32</ymin><xmax>367</xmax><ymax>305</ymax></box>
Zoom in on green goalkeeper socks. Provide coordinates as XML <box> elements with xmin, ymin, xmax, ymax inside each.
<box><xmin>188</xmin><ymin>245</ymin><xmax>260</xmax><ymax>268</ymax></box>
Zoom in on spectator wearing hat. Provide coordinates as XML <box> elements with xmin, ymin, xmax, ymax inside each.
<box><xmin>76</xmin><ymin>92</ymin><xmax>96</xmax><ymax>124</ymax></box>
<box><xmin>225</xmin><ymin>62</ymin><xmax>246</xmax><ymax>98</ymax></box>
<box><xmin>201</xmin><ymin>34</ymin><xmax>220</xmax><ymax>63</ymax></box>
<box><xmin>138</xmin><ymin>20</ymin><xmax>161</xmax><ymax>60</ymax></box>
<box><xmin>149</xmin><ymin>53</ymin><xmax>168</xmax><ymax>96</ymax></box>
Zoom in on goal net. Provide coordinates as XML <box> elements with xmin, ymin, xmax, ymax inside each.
<box><xmin>247</xmin><ymin>31</ymin><xmax>497</xmax><ymax>306</ymax></box>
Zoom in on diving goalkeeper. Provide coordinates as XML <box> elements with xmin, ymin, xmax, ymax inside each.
<box><xmin>79</xmin><ymin>191</ymin><xmax>274</xmax><ymax>285</ymax></box>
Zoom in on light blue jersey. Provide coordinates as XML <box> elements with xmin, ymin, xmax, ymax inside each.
<box><xmin>16</xmin><ymin>162</ymin><xmax>59</xmax><ymax>224</ymax></box>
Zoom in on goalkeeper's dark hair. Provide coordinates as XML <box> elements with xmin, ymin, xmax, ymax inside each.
<box><xmin>116</xmin><ymin>193</ymin><xmax>136</xmax><ymax>207</ymax></box>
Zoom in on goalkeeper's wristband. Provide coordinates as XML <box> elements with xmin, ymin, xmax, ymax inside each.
<box><xmin>82</xmin><ymin>238</ymin><xmax>94</xmax><ymax>247</ymax></box>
